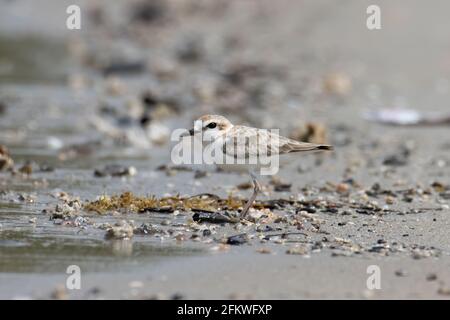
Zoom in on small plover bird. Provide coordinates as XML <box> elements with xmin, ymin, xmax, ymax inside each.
<box><xmin>182</xmin><ymin>114</ymin><xmax>333</xmax><ymax>219</ymax></box>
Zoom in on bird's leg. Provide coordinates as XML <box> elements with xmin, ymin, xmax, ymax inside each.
<box><xmin>239</xmin><ymin>170</ymin><xmax>261</xmax><ymax>219</ymax></box>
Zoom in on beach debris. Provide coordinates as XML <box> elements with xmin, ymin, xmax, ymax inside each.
<box><xmin>411</xmin><ymin>246</ymin><xmax>441</xmax><ymax>259</ymax></box>
<box><xmin>192</xmin><ymin>211</ymin><xmax>239</xmax><ymax>224</ymax></box>
<box><xmin>94</xmin><ymin>164</ymin><xmax>137</xmax><ymax>177</ymax></box>
<box><xmin>46</xmin><ymin>194</ymin><xmax>83</xmax><ymax>221</ymax></box>
<box><xmin>364</xmin><ymin>108</ymin><xmax>450</xmax><ymax>126</ymax></box>
<box><xmin>226</xmin><ymin>233</ymin><xmax>248</xmax><ymax>245</ymax></box>
<box><xmin>330</xmin><ymin>237</ymin><xmax>362</xmax><ymax>255</ymax></box>
<box><xmin>237</xmin><ymin>181</ymin><xmax>253</xmax><ymax>190</ymax></box>
<box><xmin>134</xmin><ymin>223</ymin><xmax>165</xmax><ymax>235</ymax></box>
<box><xmin>84</xmin><ymin>192</ymin><xmax>249</xmax><ymax>214</ymax></box>
<box><xmin>105</xmin><ymin>220</ymin><xmax>134</xmax><ymax>240</ymax></box>
<box><xmin>0</xmin><ymin>145</ymin><xmax>14</xmax><ymax>171</ymax></box>
<box><xmin>18</xmin><ymin>193</ymin><xmax>36</xmax><ymax>203</ymax></box>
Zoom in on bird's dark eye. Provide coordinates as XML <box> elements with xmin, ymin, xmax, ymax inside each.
<box><xmin>206</xmin><ymin>122</ymin><xmax>217</xmax><ymax>129</ymax></box>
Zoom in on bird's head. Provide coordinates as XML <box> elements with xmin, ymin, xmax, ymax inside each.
<box><xmin>183</xmin><ymin>114</ymin><xmax>233</xmax><ymax>142</ymax></box>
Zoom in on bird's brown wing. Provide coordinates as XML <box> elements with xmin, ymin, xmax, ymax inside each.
<box><xmin>222</xmin><ymin>126</ymin><xmax>333</xmax><ymax>159</ymax></box>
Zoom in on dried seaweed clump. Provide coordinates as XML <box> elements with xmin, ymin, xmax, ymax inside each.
<box><xmin>83</xmin><ymin>192</ymin><xmax>248</xmax><ymax>214</ymax></box>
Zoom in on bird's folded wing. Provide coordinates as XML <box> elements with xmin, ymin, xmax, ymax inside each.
<box><xmin>222</xmin><ymin>126</ymin><xmax>332</xmax><ymax>158</ymax></box>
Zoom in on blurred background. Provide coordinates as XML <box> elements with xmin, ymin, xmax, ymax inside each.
<box><xmin>1</xmin><ymin>0</ymin><xmax>450</xmax><ymax>170</ymax></box>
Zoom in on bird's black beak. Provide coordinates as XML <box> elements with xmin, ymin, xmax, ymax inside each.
<box><xmin>180</xmin><ymin>128</ymin><xmax>197</xmax><ymax>137</ymax></box>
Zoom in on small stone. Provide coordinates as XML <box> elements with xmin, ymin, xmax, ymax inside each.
<box><xmin>336</xmin><ymin>183</ymin><xmax>349</xmax><ymax>194</ymax></box>
<box><xmin>395</xmin><ymin>269</ymin><xmax>407</xmax><ymax>277</ymax></box>
<box><xmin>385</xmin><ymin>196</ymin><xmax>395</xmax><ymax>205</ymax></box>
<box><xmin>426</xmin><ymin>273</ymin><xmax>437</xmax><ymax>281</ymax></box>
<box><xmin>171</xmin><ymin>292</ymin><xmax>184</xmax><ymax>300</ymax></box>
<box><xmin>105</xmin><ymin>220</ymin><xmax>134</xmax><ymax>240</ymax></box>
<box><xmin>94</xmin><ymin>164</ymin><xmax>137</xmax><ymax>177</ymax></box>
<box><xmin>161</xmin><ymin>219</ymin><xmax>171</xmax><ymax>226</ymax></box>
<box><xmin>194</xmin><ymin>170</ymin><xmax>208</xmax><ymax>179</ymax></box>
<box><xmin>226</xmin><ymin>234</ymin><xmax>248</xmax><ymax>245</ymax></box>
<box><xmin>202</xmin><ymin>229</ymin><xmax>212</xmax><ymax>237</ymax></box>
<box><xmin>237</xmin><ymin>181</ymin><xmax>253</xmax><ymax>190</ymax></box>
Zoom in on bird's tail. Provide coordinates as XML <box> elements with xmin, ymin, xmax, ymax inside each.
<box><xmin>315</xmin><ymin>144</ymin><xmax>334</xmax><ymax>151</ymax></box>
<box><xmin>287</xmin><ymin>142</ymin><xmax>334</xmax><ymax>153</ymax></box>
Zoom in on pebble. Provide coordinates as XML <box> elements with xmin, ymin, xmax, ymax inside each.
<box><xmin>227</xmin><ymin>234</ymin><xmax>248</xmax><ymax>245</ymax></box>
<box><xmin>336</xmin><ymin>183</ymin><xmax>349</xmax><ymax>194</ymax></box>
<box><xmin>394</xmin><ymin>269</ymin><xmax>407</xmax><ymax>277</ymax></box>
<box><xmin>161</xmin><ymin>219</ymin><xmax>171</xmax><ymax>226</ymax></box>
<box><xmin>94</xmin><ymin>164</ymin><xmax>137</xmax><ymax>177</ymax></box>
<box><xmin>385</xmin><ymin>196</ymin><xmax>395</xmax><ymax>205</ymax></box>
<box><xmin>426</xmin><ymin>273</ymin><xmax>437</xmax><ymax>281</ymax></box>
<box><xmin>105</xmin><ymin>220</ymin><xmax>134</xmax><ymax>240</ymax></box>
